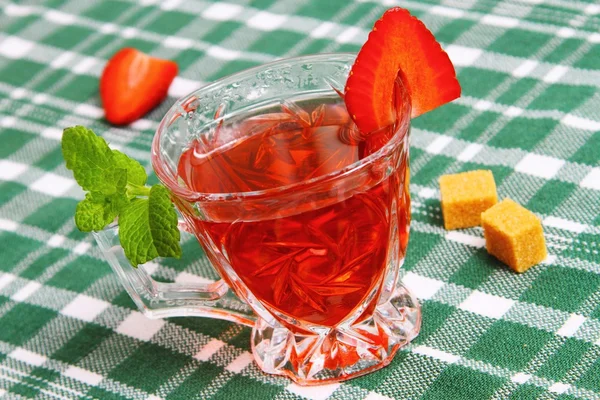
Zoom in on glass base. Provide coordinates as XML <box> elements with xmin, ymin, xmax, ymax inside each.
<box><xmin>251</xmin><ymin>281</ymin><xmax>421</xmax><ymax>385</ymax></box>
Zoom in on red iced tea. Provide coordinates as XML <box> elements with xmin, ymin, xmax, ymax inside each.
<box><xmin>177</xmin><ymin>100</ymin><xmax>409</xmax><ymax>327</ymax></box>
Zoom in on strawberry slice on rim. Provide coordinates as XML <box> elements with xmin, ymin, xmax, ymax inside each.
<box><xmin>100</xmin><ymin>48</ymin><xmax>178</xmax><ymax>126</ymax></box>
<box><xmin>344</xmin><ymin>7</ymin><xmax>461</xmax><ymax>134</ymax></box>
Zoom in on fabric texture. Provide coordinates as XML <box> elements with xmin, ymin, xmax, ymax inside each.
<box><xmin>0</xmin><ymin>0</ymin><xmax>599</xmax><ymax>398</ymax></box>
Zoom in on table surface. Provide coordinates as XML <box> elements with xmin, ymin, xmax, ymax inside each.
<box><xmin>1</xmin><ymin>0</ymin><xmax>600</xmax><ymax>399</ymax></box>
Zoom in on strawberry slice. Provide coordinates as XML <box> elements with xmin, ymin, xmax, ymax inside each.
<box><xmin>100</xmin><ymin>48</ymin><xmax>178</xmax><ymax>126</ymax></box>
<box><xmin>344</xmin><ymin>7</ymin><xmax>461</xmax><ymax>134</ymax></box>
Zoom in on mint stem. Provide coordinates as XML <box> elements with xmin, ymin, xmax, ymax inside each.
<box><xmin>127</xmin><ymin>183</ymin><xmax>151</xmax><ymax>197</ymax></box>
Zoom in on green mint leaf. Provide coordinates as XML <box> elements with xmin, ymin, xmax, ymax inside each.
<box><xmin>75</xmin><ymin>196</ymin><xmax>107</xmax><ymax>232</ymax></box>
<box><xmin>92</xmin><ymin>191</ymin><xmax>129</xmax><ymax>225</ymax></box>
<box><xmin>119</xmin><ymin>184</ymin><xmax>181</xmax><ymax>266</ymax></box>
<box><xmin>105</xmin><ymin>167</ymin><xmax>128</xmax><ymax>194</ymax></box>
<box><xmin>62</xmin><ymin>126</ymin><xmax>125</xmax><ymax>194</ymax></box>
<box><xmin>75</xmin><ymin>191</ymin><xmax>129</xmax><ymax>231</ymax></box>
<box><xmin>113</xmin><ymin>150</ymin><xmax>147</xmax><ymax>186</ymax></box>
<box><xmin>62</xmin><ymin>125</ymin><xmax>181</xmax><ymax>267</ymax></box>
<box><xmin>105</xmin><ymin>192</ymin><xmax>130</xmax><ymax>223</ymax></box>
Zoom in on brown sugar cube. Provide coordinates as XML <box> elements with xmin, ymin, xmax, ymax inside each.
<box><xmin>439</xmin><ymin>170</ymin><xmax>498</xmax><ymax>230</ymax></box>
<box><xmin>481</xmin><ymin>199</ymin><xmax>547</xmax><ymax>273</ymax></box>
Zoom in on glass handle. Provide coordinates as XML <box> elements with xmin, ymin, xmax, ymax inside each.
<box><xmin>92</xmin><ymin>221</ymin><xmax>256</xmax><ymax>327</ymax></box>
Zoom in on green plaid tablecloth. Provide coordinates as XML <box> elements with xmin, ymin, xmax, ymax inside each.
<box><xmin>1</xmin><ymin>0</ymin><xmax>599</xmax><ymax>398</ymax></box>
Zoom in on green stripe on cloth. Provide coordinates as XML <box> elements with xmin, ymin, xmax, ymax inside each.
<box><xmin>0</xmin><ymin>0</ymin><xmax>599</xmax><ymax>399</ymax></box>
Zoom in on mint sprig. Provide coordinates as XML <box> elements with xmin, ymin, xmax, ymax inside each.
<box><xmin>62</xmin><ymin>126</ymin><xmax>181</xmax><ymax>267</ymax></box>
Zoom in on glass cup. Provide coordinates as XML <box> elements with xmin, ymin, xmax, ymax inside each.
<box><xmin>93</xmin><ymin>54</ymin><xmax>420</xmax><ymax>385</ymax></box>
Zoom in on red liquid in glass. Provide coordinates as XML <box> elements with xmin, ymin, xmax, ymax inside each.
<box><xmin>177</xmin><ymin>101</ymin><xmax>409</xmax><ymax>327</ymax></box>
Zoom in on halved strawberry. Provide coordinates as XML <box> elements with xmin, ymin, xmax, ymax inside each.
<box><xmin>100</xmin><ymin>48</ymin><xmax>178</xmax><ymax>126</ymax></box>
<box><xmin>344</xmin><ymin>7</ymin><xmax>461</xmax><ymax>134</ymax></box>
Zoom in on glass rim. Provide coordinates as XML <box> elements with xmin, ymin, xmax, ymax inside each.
<box><xmin>151</xmin><ymin>53</ymin><xmax>411</xmax><ymax>203</ymax></box>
